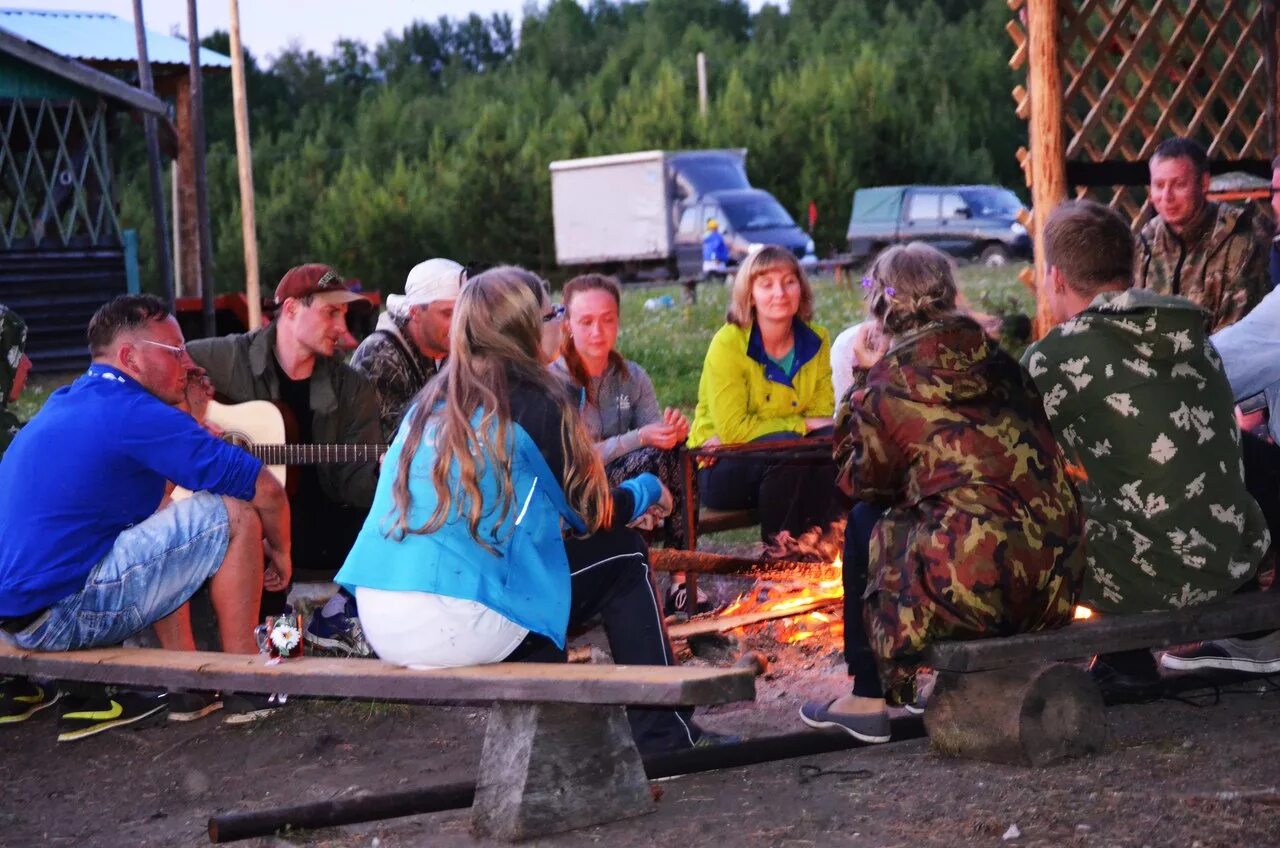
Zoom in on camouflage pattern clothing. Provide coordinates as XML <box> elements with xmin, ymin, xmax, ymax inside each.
<box><xmin>1135</xmin><ymin>200</ymin><xmax>1269</xmax><ymax>332</ymax></box>
<box><xmin>0</xmin><ymin>305</ymin><xmax>27</xmax><ymax>457</ymax></box>
<box><xmin>350</xmin><ymin>311</ymin><xmax>442</xmax><ymax>441</ymax></box>
<box><xmin>836</xmin><ymin>315</ymin><xmax>1085</xmax><ymax>705</ymax></box>
<box><xmin>1023</xmin><ymin>288</ymin><xmax>1269</xmax><ymax>615</ymax></box>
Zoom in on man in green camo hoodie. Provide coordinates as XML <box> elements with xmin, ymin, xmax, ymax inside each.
<box><xmin>1134</xmin><ymin>136</ymin><xmax>1269</xmax><ymax>332</ymax></box>
<box><xmin>1025</xmin><ymin>200</ymin><xmax>1269</xmax><ymax>616</ymax></box>
<box><xmin>0</xmin><ymin>305</ymin><xmax>31</xmax><ymax>458</ymax></box>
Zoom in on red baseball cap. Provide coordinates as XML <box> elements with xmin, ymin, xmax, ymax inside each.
<box><xmin>274</xmin><ymin>264</ymin><xmax>365</xmax><ymax>306</ymax></box>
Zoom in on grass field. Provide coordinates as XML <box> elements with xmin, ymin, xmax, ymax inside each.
<box><xmin>9</xmin><ymin>263</ymin><xmax>1032</xmax><ymax>423</ymax></box>
<box><xmin>616</xmin><ymin>263</ymin><xmax>1034</xmax><ymax>412</ymax></box>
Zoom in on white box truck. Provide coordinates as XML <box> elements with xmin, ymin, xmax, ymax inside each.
<box><xmin>550</xmin><ymin>149</ymin><xmax>815</xmax><ymax>279</ymax></box>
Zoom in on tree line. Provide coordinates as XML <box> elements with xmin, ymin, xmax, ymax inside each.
<box><xmin>116</xmin><ymin>0</ymin><xmax>1025</xmax><ymax>296</ymax></box>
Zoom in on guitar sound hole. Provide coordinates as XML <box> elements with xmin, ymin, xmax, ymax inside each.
<box><xmin>223</xmin><ymin>432</ymin><xmax>253</xmax><ymax>451</ymax></box>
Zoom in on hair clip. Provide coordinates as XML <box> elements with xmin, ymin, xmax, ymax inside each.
<box><xmin>860</xmin><ymin>276</ymin><xmax>874</xmax><ymax>290</ymax></box>
<box><xmin>885</xmin><ymin>287</ymin><xmax>896</xmax><ymax>296</ymax></box>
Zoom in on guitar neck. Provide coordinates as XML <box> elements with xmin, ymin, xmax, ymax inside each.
<box><xmin>251</xmin><ymin>444</ymin><xmax>387</xmax><ymax>466</ymax></box>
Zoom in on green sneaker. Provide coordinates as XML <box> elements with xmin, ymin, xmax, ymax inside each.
<box><xmin>56</xmin><ymin>690</ymin><xmax>169</xmax><ymax>742</ymax></box>
<box><xmin>0</xmin><ymin>677</ymin><xmax>62</xmax><ymax>725</ymax></box>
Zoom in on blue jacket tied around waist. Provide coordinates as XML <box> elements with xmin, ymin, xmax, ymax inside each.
<box><xmin>336</xmin><ymin>407</ymin><xmax>586</xmax><ymax>649</ymax></box>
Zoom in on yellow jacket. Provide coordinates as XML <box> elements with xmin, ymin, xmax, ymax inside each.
<box><xmin>688</xmin><ymin>320</ymin><xmax>834</xmax><ymax>447</ymax></box>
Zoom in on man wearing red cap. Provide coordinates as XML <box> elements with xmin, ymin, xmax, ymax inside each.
<box><xmin>188</xmin><ymin>265</ymin><xmax>381</xmax><ymax>628</ymax></box>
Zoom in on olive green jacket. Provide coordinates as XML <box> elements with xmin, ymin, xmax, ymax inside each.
<box><xmin>187</xmin><ymin>324</ymin><xmax>381</xmax><ymax>509</ymax></box>
<box><xmin>1135</xmin><ymin>201</ymin><xmax>1269</xmax><ymax>332</ymax></box>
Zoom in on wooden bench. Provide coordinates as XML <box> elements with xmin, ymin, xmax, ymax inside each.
<box><xmin>0</xmin><ymin>643</ymin><xmax>754</xmax><ymax>841</ymax></box>
<box><xmin>921</xmin><ymin>592</ymin><xmax>1280</xmax><ymax>767</ymax></box>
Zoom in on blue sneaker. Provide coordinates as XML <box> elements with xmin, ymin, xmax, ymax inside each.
<box><xmin>304</xmin><ymin>595</ymin><xmax>372</xmax><ymax>657</ymax></box>
<box><xmin>798</xmin><ymin>699</ymin><xmax>890</xmax><ymax>744</ymax></box>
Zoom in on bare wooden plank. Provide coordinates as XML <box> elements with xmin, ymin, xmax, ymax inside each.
<box><xmin>926</xmin><ymin>592</ymin><xmax>1280</xmax><ymax>673</ymax></box>
<box><xmin>0</xmin><ymin>644</ymin><xmax>755</xmax><ymax>706</ymax></box>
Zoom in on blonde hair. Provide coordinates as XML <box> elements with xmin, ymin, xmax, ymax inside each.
<box><xmin>390</xmin><ymin>266</ymin><xmax>612</xmax><ymax>548</ymax></box>
<box><xmin>726</xmin><ymin>245</ymin><xmax>814</xmax><ymax>328</ymax></box>
<box><xmin>864</xmin><ymin>242</ymin><xmax>959</xmax><ymax>336</ymax></box>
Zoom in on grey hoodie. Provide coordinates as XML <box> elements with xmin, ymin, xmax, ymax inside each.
<box><xmin>550</xmin><ymin>357</ymin><xmax>660</xmax><ymax>464</ymax></box>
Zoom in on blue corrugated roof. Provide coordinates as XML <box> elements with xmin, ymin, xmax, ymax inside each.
<box><xmin>0</xmin><ymin>8</ymin><xmax>230</xmax><ymax>68</ymax></box>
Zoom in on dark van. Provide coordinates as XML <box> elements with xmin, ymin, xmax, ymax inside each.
<box><xmin>846</xmin><ymin>185</ymin><xmax>1031</xmax><ymax>266</ymax></box>
<box><xmin>673</xmin><ymin>188</ymin><xmax>817</xmax><ymax>278</ymax></box>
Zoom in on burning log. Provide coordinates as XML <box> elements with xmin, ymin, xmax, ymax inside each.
<box><xmin>668</xmin><ymin>596</ymin><xmax>841</xmax><ymax>639</ymax></box>
<box><xmin>650</xmin><ymin>548</ymin><xmax>818</xmax><ymax>574</ymax></box>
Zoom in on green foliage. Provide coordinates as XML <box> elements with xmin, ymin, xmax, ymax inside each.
<box><xmin>115</xmin><ymin>0</ymin><xmax>1025</xmax><ymax>297</ymax></box>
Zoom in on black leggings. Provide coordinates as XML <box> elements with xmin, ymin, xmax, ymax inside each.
<box><xmin>842</xmin><ymin>502</ymin><xmax>887</xmax><ymax>698</ymax></box>
<box><xmin>507</xmin><ymin>527</ymin><xmax>700</xmax><ymax>754</ymax></box>
<box><xmin>698</xmin><ymin>429</ymin><xmax>839</xmax><ymax>543</ymax></box>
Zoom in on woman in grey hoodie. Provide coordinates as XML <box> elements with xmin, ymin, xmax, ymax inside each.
<box><xmin>551</xmin><ymin>274</ymin><xmax>692</xmax><ymax>549</ymax></box>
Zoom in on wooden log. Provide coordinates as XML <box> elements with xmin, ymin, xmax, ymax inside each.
<box><xmin>650</xmin><ymin>547</ymin><xmax>824</xmax><ymax>575</ymax></box>
<box><xmin>668</xmin><ymin>597</ymin><xmax>840</xmax><ymax>639</ymax></box>
<box><xmin>471</xmin><ymin>702</ymin><xmax>653</xmax><ymax>840</ymax></box>
<box><xmin>926</xmin><ymin>592</ymin><xmax>1280</xmax><ymax>673</ymax></box>
<box><xmin>925</xmin><ymin>663</ymin><xmax>1105</xmax><ymax>766</ymax></box>
<box><xmin>228</xmin><ymin>0</ymin><xmax>262</xmax><ymax>331</ymax></box>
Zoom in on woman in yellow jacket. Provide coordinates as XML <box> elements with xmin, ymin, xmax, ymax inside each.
<box><xmin>688</xmin><ymin>245</ymin><xmax>839</xmax><ymax>545</ymax></box>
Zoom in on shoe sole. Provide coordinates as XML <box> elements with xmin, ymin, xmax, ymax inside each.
<box><xmin>169</xmin><ymin>701</ymin><xmax>224</xmax><ymax>722</ymax></box>
<box><xmin>797</xmin><ymin>707</ymin><xmax>890</xmax><ymax>744</ymax></box>
<box><xmin>223</xmin><ymin>708</ymin><xmax>279</xmax><ymax>726</ymax></box>
<box><xmin>0</xmin><ymin>688</ymin><xmax>63</xmax><ymax>724</ymax></box>
<box><xmin>1160</xmin><ymin>653</ymin><xmax>1280</xmax><ymax>674</ymax></box>
<box><xmin>57</xmin><ymin>703</ymin><xmax>168</xmax><ymax>742</ymax></box>
<box><xmin>902</xmin><ymin>703</ymin><xmax>925</xmax><ymax>716</ymax></box>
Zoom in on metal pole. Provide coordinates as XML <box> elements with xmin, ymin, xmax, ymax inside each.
<box><xmin>130</xmin><ymin>0</ymin><xmax>175</xmax><ymax>308</ymax></box>
<box><xmin>227</xmin><ymin>0</ymin><xmax>261</xmax><ymax>331</ymax></box>
<box><xmin>186</xmin><ymin>0</ymin><xmax>217</xmax><ymax>337</ymax></box>
<box><xmin>696</xmin><ymin>52</ymin><xmax>708</xmax><ymax>119</ymax></box>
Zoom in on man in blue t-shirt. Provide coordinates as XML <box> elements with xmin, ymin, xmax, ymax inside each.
<box><xmin>0</xmin><ymin>295</ymin><xmax>291</xmax><ymax>739</ymax></box>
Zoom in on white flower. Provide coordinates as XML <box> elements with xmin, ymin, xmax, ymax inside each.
<box><xmin>270</xmin><ymin>623</ymin><xmax>301</xmax><ymax>653</ymax></box>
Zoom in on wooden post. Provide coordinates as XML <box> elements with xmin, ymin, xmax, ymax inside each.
<box><xmin>696</xmin><ymin>52</ymin><xmax>708</xmax><ymax>120</ymax></box>
<box><xmin>228</xmin><ymin>0</ymin><xmax>262</xmax><ymax>331</ymax></box>
<box><xmin>1026</xmin><ymin>0</ymin><xmax>1067</xmax><ymax>337</ymax></box>
<box><xmin>170</xmin><ymin>77</ymin><xmax>200</xmax><ymax>299</ymax></box>
<box><xmin>186</xmin><ymin>0</ymin><xmax>217</xmax><ymax>337</ymax></box>
<box><xmin>1266</xmin><ymin>0</ymin><xmax>1280</xmax><ymax>161</ymax></box>
<box><xmin>131</xmin><ymin>0</ymin><xmax>175</xmax><ymax>307</ymax></box>
<box><xmin>171</xmin><ymin>160</ymin><xmax>182</xmax><ymax>294</ymax></box>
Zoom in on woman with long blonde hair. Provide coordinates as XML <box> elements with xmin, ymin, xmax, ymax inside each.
<box><xmin>336</xmin><ymin>267</ymin><xmax>720</xmax><ymax>753</ymax></box>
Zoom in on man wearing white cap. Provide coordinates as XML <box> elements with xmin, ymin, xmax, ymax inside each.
<box><xmin>351</xmin><ymin>258</ymin><xmax>466</xmax><ymax>440</ymax></box>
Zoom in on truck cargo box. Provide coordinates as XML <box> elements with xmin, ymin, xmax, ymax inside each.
<box><xmin>550</xmin><ymin>151</ymin><xmax>674</xmax><ymax>266</ymax></box>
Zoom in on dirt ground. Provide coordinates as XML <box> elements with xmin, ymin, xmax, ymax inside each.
<box><xmin>4</xmin><ymin>622</ymin><xmax>1280</xmax><ymax>848</ymax></box>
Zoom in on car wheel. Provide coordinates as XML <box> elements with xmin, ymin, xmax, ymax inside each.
<box><xmin>980</xmin><ymin>244</ymin><xmax>1010</xmax><ymax>267</ymax></box>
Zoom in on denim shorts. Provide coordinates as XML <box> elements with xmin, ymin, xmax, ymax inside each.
<box><xmin>6</xmin><ymin>492</ymin><xmax>231</xmax><ymax>651</ymax></box>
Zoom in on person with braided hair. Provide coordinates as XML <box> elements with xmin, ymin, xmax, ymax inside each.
<box><xmin>801</xmin><ymin>242</ymin><xmax>1084</xmax><ymax>743</ymax></box>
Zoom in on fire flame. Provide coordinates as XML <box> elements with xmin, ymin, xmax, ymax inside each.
<box><xmin>717</xmin><ymin>554</ymin><xmax>845</xmax><ymax>645</ymax></box>
<box><xmin>1073</xmin><ymin>605</ymin><xmax>1093</xmax><ymax>621</ymax></box>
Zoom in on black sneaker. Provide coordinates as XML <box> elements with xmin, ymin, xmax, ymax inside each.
<box><xmin>1089</xmin><ymin>650</ymin><xmax>1161</xmax><ymax>695</ymax></box>
<box><xmin>168</xmin><ymin>691</ymin><xmax>223</xmax><ymax>722</ymax></box>
<box><xmin>222</xmin><ymin>692</ymin><xmax>285</xmax><ymax>725</ymax></box>
<box><xmin>0</xmin><ymin>677</ymin><xmax>62</xmax><ymax>725</ymax></box>
<box><xmin>1161</xmin><ymin>633</ymin><xmax>1280</xmax><ymax>674</ymax></box>
<box><xmin>56</xmin><ymin>690</ymin><xmax>169</xmax><ymax>742</ymax></box>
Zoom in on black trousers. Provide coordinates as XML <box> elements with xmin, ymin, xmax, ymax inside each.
<box><xmin>842</xmin><ymin>502</ymin><xmax>886</xmax><ymax>698</ymax></box>
<box><xmin>507</xmin><ymin>527</ymin><xmax>701</xmax><ymax>754</ymax></box>
<box><xmin>698</xmin><ymin>429</ymin><xmax>839</xmax><ymax>542</ymax></box>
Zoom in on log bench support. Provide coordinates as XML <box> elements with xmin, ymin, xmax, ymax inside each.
<box><xmin>473</xmin><ymin>702</ymin><xmax>653</xmax><ymax>839</ymax></box>
<box><xmin>924</xmin><ymin>662</ymin><xmax>1105</xmax><ymax>766</ymax></box>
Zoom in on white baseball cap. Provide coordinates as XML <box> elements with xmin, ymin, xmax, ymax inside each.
<box><xmin>386</xmin><ymin>258</ymin><xmax>466</xmax><ymax>318</ymax></box>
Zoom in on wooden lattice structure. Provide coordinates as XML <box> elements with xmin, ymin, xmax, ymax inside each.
<box><xmin>1007</xmin><ymin>0</ymin><xmax>1280</xmax><ymax>331</ymax></box>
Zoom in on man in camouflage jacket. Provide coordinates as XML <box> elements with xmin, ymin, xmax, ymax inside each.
<box><xmin>1027</xmin><ymin>200</ymin><xmax>1269</xmax><ymax>615</ymax></box>
<box><xmin>351</xmin><ymin>258</ymin><xmax>464</xmax><ymax>440</ymax></box>
<box><xmin>1134</xmin><ymin>137</ymin><xmax>1268</xmax><ymax>331</ymax></box>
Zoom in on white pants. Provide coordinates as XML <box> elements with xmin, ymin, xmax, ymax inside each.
<box><xmin>354</xmin><ymin>587</ymin><xmax>529</xmax><ymax>669</ymax></box>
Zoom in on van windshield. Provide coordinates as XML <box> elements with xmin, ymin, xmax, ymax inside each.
<box><xmin>959</xmin><ymin>187</ymin><xmax>1024</xmax><ymax>218</ymax></box>
<box><xmin>673</xmin><ymin>157</ymin><xmax>750</xmax><ymax>194</ymax></box>
<box><xmin>720</xmin><ymin>196</ymin><xmax>796</xmax><ymax>230</ymax></box>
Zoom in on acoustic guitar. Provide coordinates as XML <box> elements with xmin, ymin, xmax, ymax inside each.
<box><xmin>172</xmin><ymin>399</ymin><xmax>387</xmax><ymax>500</ymax></box>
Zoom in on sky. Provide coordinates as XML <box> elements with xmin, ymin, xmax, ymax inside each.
<box><xmin>7</xmin><ymin>1</ymin><xmax>773</xmax><ymax>63</ymax></box>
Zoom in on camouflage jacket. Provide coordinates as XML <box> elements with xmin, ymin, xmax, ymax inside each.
<box><xmin>350</xmin><ymin>312</ymin><xmax>442</xmax><ymax>441</ymax></box>
<box><xmin>1023</xmin><ymin>288</ymin><xmax>1269</xmax><ymax>614</ymax></box>
<box><xmin>1135</xmin><ymin>200</ymin><xmax>1269</xmax><ymax>332</ymax></box>
<box><xmin>835</xmin><ymin>315</ymin><xmax>1084</xmax><ymax>703</ymax></box>
<box><xmin>0</xmin><ymin>305</ymin><xmax>26</xmax><ymax>457</ymax></box>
